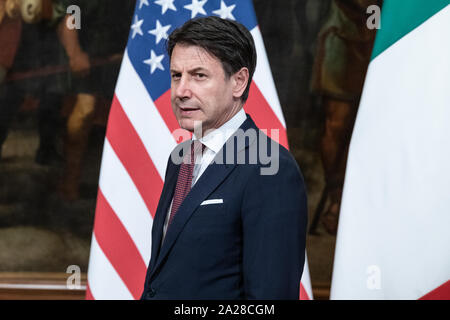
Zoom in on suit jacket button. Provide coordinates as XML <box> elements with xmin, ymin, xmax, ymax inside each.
<box><xmin>147</xmin><ymin>288</ymin><xmax>156</xmax><ymax>298</ymax></box>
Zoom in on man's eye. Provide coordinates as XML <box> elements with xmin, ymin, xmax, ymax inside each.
<box><xmin>171</xmin><ymin>73</ymin><xmax>181</xmax><ymax>80</ymax></box>
<box><xmin>195</xmin><ymin>73</ymin><xmax>206</xmax><ymax>79</ymax></box>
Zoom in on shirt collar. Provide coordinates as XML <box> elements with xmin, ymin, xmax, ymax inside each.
<box><xmin>192</xmin><ymin>108</ymin><xmax>247</xmax><ymax>154</ymax></box>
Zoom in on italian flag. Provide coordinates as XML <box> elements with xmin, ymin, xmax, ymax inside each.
<box><xmin>330</xmin><ymin>0</ymin><xmax>450</xmax><ymax>299</ymax></box>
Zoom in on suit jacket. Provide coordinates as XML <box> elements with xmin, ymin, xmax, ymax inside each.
<box><xmin>141</xmin><ymin>114</ymin><xmax>308</xmax><ymax>299</ymax></box>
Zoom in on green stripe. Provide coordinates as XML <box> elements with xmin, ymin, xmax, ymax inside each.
<box><xmin>371</xmin><ymin>0</ymin><xmax>449</xmax><ymax>60</ymax></box>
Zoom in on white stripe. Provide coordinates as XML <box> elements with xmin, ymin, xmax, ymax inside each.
<box><xmin>98</xmin><ymin>138</ymin><xmax>152</xmax><ymax>265</ymax></box>
<box><xmin>251</xmin><ymin>27</ymin><xmax>286</xmax><ymax>128</ymax></box>
<box><xmin>87</xmin><ymin>234</ymin><xmax>134</xmax><ymax>300</ymax></box>
<box><xmin>300</xmin><ymin>257</ymin><xmax>313</xmax><ymax>299</ymax></box>
<box><xmin>115</xmin><ymin>49</ymin><xmax>177</xmax><ymax>179</ymax></box>
<box><xmin>332</xmin><ymin>6</ymin><xmax>450</xmax><ymax>299</ymax></box>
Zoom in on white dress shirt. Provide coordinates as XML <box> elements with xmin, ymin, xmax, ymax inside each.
<box><xmin>162</xmin><ymin>108</ymin><xmax>247</xmax><ymax>241</ymax></box>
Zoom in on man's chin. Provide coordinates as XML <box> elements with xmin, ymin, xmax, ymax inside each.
<box><xmin>178</xmin><ymin>119</ymin><xmax>200</xmax><ymax>133</ymax></box>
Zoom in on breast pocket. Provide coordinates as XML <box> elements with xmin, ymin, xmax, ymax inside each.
<box><xmin>193</xmin><ymin>200</ymin><xmax>228</xmax><ymax>220</ymax></box>
<box><xmin>186</xmin><ymin>201</ymin><xmax>238</xmax><ymax>244</ymax></box>
<box><xmin>200</xmin><ymin>199</ymin><xmax>224</xmax><ymax>206</ymax></box>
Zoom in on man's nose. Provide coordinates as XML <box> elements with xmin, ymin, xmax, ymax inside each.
<box><xmin>174</xmin><ymin>76</ymin><xmax>192</xmax><ymax>100</ymax></box>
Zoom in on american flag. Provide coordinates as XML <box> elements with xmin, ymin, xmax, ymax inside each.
<box><xmin>86</xmin><ymin>0</ymin><xmax>313</xmax><ymax>300</ymax></box>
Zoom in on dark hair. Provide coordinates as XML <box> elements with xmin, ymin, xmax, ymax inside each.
<box><xmin>167</xmin><ymin>16</ymin><xmax>257</xmax><ymax>103</ymax></box>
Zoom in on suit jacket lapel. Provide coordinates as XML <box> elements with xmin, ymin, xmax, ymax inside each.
<box><xmin>148</xmin><ymin>159</ymin><xmax>179</xmax><ymax>274</ymax></box>
<box><xmin>151</xmin><ymin>162</ymin><xmax>237</xmax><ymax>277</ymax></box>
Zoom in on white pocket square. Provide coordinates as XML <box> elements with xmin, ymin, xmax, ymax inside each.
<box><xmin>200</xmin><ymin>199</ymin><xmax>223</xmax><ymax>206</ymax></box>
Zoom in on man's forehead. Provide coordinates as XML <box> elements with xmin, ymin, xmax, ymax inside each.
<box><xmin>170</xmin><ymin>44</ymin><xmax>221</xmax><ymax>70</ymax></box>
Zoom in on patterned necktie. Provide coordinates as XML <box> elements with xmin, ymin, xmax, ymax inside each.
<box><xmin>168</xmin><ymin>140</ymin><xmax>204</xmax><ymax>226</ymax></box>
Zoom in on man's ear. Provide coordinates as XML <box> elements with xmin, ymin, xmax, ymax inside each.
<box><xmin>232</xmin><ymin>67</ymin><xmax>249</xmax><ymax>99</ymax></box>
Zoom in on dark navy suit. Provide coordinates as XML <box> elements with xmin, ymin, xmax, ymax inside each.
<box><xmin>141</xmin><ymin>115</ymin><xmax>307</xmax><ymax>299</ymax></box>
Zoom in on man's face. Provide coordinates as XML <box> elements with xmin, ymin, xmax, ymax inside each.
<box><xmin>170</xmin><ymin>44</ymin><xmax>241</xmax><ymax>134</ymax></box>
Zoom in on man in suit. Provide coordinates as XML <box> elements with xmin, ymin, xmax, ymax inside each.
<box><xmin>141</xmin><ymin>16</ymin><xmax>308</xmax><ymax>300</ymax></box>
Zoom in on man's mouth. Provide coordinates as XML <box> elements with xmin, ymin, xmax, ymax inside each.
<box><xmin>179</xmin><ymin>106</ymin><xmax>200</xmax><ymax>114</ymax></box>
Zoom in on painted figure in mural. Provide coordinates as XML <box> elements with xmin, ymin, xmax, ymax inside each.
<box><xmin>57</xmin><ymin>0</ymin><xmax>135</xmax><ymax>201</ymax></box>
<box><xmin>0</xmin><ymin>0</ymin><xmax>133</xmax><ymax>201</ymax></box>
<box><xmin>0</xmin><ymin>0</ymin><xmax>22</xmax><ymax>160</ymax></box>
<box><xmin>0</xmin><ymin>0</ymin><xmax>68</xmax><ymax>164</ymax></box>
<box><xmin>311</xmin><ymin>0</ymin><xmax>381</xmax><ymax>234</ymax></box>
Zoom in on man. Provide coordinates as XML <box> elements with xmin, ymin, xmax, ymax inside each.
<box><xmin>141</xmin><ymin>16</ymin><xmax>307</xmax><ymax>300</ymax></box>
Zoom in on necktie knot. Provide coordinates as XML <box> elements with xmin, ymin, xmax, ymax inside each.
<box><xmin>189</xmin><ymin>140</ymin><xmax>206</xmax><ymax>165</ymax></box>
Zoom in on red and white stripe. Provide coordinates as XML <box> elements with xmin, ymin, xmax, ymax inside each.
<box><xmin>86</xmin><ymin>27</ymin><xmax>312</xmax><ymax>300</ymax></box>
